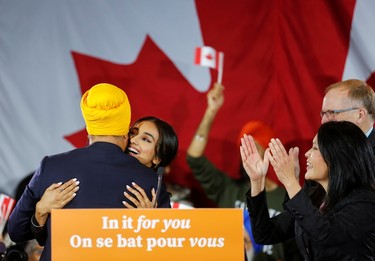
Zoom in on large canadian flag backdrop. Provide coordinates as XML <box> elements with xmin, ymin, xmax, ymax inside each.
<box><xmin>1</xmin><ymin>1</ymin><xmax>374</xmax><ymax>205</ymax></box>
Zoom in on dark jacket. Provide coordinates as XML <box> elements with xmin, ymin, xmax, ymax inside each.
<box><xmin>368</xmin><ymin>128</ymin><xmax>375</xmax><ymax>152</ymax></box>
<box><xmin>246</xmin><ymin>187</ymin><xmax>375</xmax><ymax>260</ymax></box>
<box><xmin>187</xmin><ymin>155</ymin><xmax>303</xmax><ymax>261</ymax></box>
<box><xmin>7</xmin><ymin>142</ymin><xmax>170</xmax><ymax>261</ymax></box>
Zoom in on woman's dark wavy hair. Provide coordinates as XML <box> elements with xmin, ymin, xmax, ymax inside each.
<box><xmin>130</xmin><ymin>116</ymin><xmax>179</xmax><ymax>170</ymax></box>
<box><xmin>318</xmin><ymin>121</ymin><xmax>375</xmax><ymax>213</ymax></box>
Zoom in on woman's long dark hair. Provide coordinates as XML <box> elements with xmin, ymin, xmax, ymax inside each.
<box><xmin>129</xmin><ymin>116</ymin><xmax>179</xmax><ymax>170</ymax></box>
<box><xmin>318</xmin><ymin>121</ymin><xmax>375</xmax><ymax>213</ymax></box>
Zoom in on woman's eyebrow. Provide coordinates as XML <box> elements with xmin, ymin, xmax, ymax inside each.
<box><xmin>143</xmin><ymin>131</ymin><xmax>156</xmax><ymax>141</ymax></box>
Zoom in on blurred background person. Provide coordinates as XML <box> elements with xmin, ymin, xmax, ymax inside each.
<box><xmin>186</xmin><ymin>83</ymin><xmax>302</xmax><ymax>261</ymax></box>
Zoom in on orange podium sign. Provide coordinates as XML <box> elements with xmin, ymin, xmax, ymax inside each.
<box><xmin>51</xmin><ymin>208</ymin><xmax>244</xmax><ymax>260</ymax></box>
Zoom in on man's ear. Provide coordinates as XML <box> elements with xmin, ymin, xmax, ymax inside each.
<box><xmin>357</xmin><ymin>108</ymin><xmax>367</xmax><ymax>123</ymax></box>
<box><xmin>121</xmin><ymin>135</ymin><xmax>129</xmax><ymax>150</ymax></box>
<box><xmin>360</xmin><ymin>108</ymin><xmax>367</xmax><ymax>118</ymax></box>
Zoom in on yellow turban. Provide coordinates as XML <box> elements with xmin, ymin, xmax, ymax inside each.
<box><xmin>80</xmin><ymin>83</ymin><xmax>131</xmax><ymax>136</ymax></box>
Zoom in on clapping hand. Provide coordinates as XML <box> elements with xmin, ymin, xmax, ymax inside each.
<box><xmin>240</xmin><ymin>134</ymin><xmax>269</xmax><ymax>180</ymax></box>
<box><xmin>240</xmin><ymin>134</ymin><xmax>269</xmax><ymax>195</ymax></box>
<box><xmin>266</xmin><ymin>138</ymin><xmax>301</xmax><ymax>197</ymax></box>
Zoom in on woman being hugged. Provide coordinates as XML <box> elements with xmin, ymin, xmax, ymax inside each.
<box><xmin>123</xmin><ymin>116</ymin><xmax>179</xmax><ymax>208</ymax></box>
<box><xmin>240</xmin><ymin>121</ymin><xmax>375</xmax><ymax>260</ymax></box>
<box><xmin>32</xmin><ymin>116</ymin><xmax>178</xmax><ymax>245</ymax></box>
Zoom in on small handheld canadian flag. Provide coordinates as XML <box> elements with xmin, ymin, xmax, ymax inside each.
<box><xmin>0</xmin><ymin>194</ymin><xmax>16</xmax><ymax>234</ymax></box>
<box><xmin>195</xmin><ymin>46</ymin><xmax>224</xmax><ymax>83</ymax></box>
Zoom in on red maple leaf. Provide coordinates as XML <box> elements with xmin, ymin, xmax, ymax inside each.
<box><xmin>63</xmin><ymin>2</ymin><xmax>360</xmax><ymax>207</ymax></box>
<box><xmin>64</xmin><ymin>37</ymin><xmax>202</xmax><ymax>149</ymax></box>
<box><xmin>63</xmin><ymin>36</ymin><xmax>217</xmax><ymax>206</ymax></box>
<box><xmin>205</xmin><ymin>53</ymin><xmax>213</xmax><ymax>60</ymax></box>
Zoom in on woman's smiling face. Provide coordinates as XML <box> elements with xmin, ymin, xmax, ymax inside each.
<box><xmin>305</xmin><ymin>135</ymin><xmax>329</xmax><ymax>190</ymax></box>
<box><xmin>127</xmin><ymin>121</ymin><xmax>161</xmax><ymax>168</ymax></box>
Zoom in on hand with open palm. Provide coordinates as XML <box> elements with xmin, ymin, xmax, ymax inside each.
<box><xmin>240</xmin><ymin>134</ymin><xmax>269</xmax><ymax>196</ymax></box>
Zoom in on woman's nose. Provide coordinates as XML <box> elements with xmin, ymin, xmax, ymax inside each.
<box><xmin>130</xmin><ymin>136</ymin><xmax>138</xmax><ymax>145</ymax></box>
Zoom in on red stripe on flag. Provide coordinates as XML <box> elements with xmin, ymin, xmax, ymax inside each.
<box><xmin>194</xmin><ymin>47</ymin><xmax>202</xmax><ymax>65</ymax></box>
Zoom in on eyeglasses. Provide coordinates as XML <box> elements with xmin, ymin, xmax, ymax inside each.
<box><xmin>320</xmin><ymin>107</ymin><xmax>359</xmax><ymax>118</ymax></box>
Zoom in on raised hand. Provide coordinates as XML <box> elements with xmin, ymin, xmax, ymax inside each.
<box><xmin>123</xmin><ymin>182</ymin><xmax>156</xmax><ymax>208</ymax></box>
<box><xmin>267</xmin><ymin>138</ymin><xmax>301</xmax><ymax>198</ymax></box>
<box><xmin>290</xmin><ymin>146</ymin><xmax>300</xmax><ymax>180</ymax></box>
<box><xmin>240</xmin><ymin>134</ymin><xmax>269</xmax><ymax>196</ymax></box>
<box><xmin>240</xmin><ymin>134</ymin><xmax>269</xmax><ymax>180</ymax></box>
<box><xmin>207</xmin><ymin>83</ymin><xmax>224</xmax><ymax>112</ymax></box>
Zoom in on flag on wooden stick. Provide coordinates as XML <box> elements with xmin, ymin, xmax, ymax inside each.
<box><xmin>195</xmin><ymin>46</ymin><xmax>224</xmax><ymax>83</ymax></box>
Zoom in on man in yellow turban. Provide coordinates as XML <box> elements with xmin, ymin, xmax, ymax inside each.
<box><xmin>8</xmin><ymin>83</ymin><xmax>171</xmax><ymax>261</ymax></box>
<box><xmin>80</xmin><ymin>83</ymin><xmax>131</xmax><ymax>151</ymax></box>
<box><xmin>81</xmin><ymin>83</ymin><xmax>131</xmax><ymax>136</ymax></box>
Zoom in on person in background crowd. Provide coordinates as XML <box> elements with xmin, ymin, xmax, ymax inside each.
<box><xmin>0</xmin><ymin>173</ymin><xmax>42</xmax><ymax>261</ymax></box>
<box><xmin>186</xmin><ymin>83</ymin><xmax>302</xmax><ymax>261</ymax></box>
<box><xmin>0</xmin><ymin>232</ymin><xmax>7</xmax><ymax>260</ymax></box>
<box><xmin>24</xmin><ymin>239</ymin><xmax>43</xmax><ymax>261</ymax></box>
<box><xmin>163</xmin><ymin>165</ymin><xmax>193</xmax><ymax>209</ymax></box>
<box><xmin>7</xmin><ymin>83</ymin><xmax>171</xmax><ymax>261</ymax></box>
<box><xmin>320</xmin><ymin>78</ymin><xmax>375</xmax><ymax>149</ymax></box>
<box><xmin>241</xmin><ymin>121</ymin><xmax>375</xmax><ymax>260</ymax></box>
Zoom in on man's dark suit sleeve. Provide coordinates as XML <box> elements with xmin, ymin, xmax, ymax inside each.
<box><xmin>8</xmin><ymin>158</ymin><xmax>46</xmax><ymax>242</ymax></box>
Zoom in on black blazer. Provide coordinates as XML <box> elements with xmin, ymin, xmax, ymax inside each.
<box><xmin>8</xmin><ymin>142</ymin><xmax>170</xmax><ymax>261</ymax></box>
<box><xmin>246</xmin><ymin>188</ymin><xmax>375</xmax><ymax>260</ymax></box>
